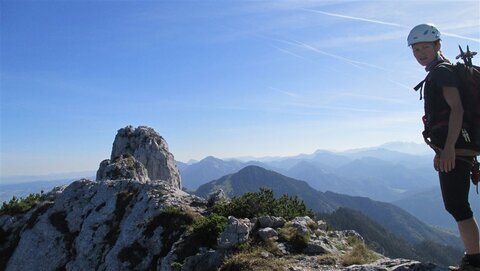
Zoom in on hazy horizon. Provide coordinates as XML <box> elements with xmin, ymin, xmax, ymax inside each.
<box><xmin>0</xmin><ymin>140</ymin><xmax>432</xmax><ymax>183</ymax></box>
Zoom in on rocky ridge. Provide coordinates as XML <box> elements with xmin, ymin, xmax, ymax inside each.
<box><xmin>0</xmin><ymin>126</ymin><xmax>449</xmax><ymax>271</ymax></box>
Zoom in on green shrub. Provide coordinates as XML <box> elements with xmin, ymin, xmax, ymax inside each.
<box><xmin>274</xmin><ymin>194</ymin><xmax>315</xmax><ymax>220</ymax></box>
<box><xmin>145</xmin><ymin>205</ymin><xmax>200</xmax><ymax>259</ymax></box>
<box><xmin>210</xmin><ymin>188</ymin><xmax>314</xmax><ymax>220</ymax></box>
<box><xmin>189</xmin><ymin>213</ymin><xmax>228</xmax><ymax>248</ymax></box>
<box><xmin>1</xmin><ymin>193</ymin><xmax>43</xmax><ymax>215</ymax></box>
<box><xmin>174</xmin><ymin>213</ymin><xmax>228</xmax><ymax>261</ymax></box>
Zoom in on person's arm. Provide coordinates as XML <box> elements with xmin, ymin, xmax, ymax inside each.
<box><xmin>438</xmin><ymin>86</ymin><xmax>464</xmax><ymax>172</ymax></box>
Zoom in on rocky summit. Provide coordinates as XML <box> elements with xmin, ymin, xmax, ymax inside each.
<box><xmin>103</xmin><ymin>125</ymin><xmax>182</xmax><ymax>189</ymax></box>
<box><xmin>0</xmin><ymin>126</ymin><xmax>449</xmax><ymax>271</ymax></box>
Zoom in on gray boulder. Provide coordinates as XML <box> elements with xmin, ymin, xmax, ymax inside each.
<box><xmin>109</xmin><ymin>125</ymin><xmax>181</xmax><ymax>188</ymax></box>
<box><xmin>181</xmin><ymin>248</ymin><xmax>224</xmax><ymax>271</ymax></box>
<box><xmin>258</xmin><ymin>216</ymin><xmax>286</xmax><ymax>229</ymax></box>
<box><xmin>257</xmin><ymin>227</ymin><xmax>278</xmax><ymax>241</ymax></box>
<box><xmin>207</xmin><ymin>189</ymin><xmax>228</xmax><ymax>206</ymax></box>
<box><xmin>218</xmin><ymin>216</ymin><xmax>252</xmax><ymax>249</ymax></box>
<box><xmin>96</xmin><ymin>155</ymin><xmax>150</xmax><ymax>183</ymax></box>
<box><xmin>304</xmin><ymin>239</ymin><xmax>332</xmax><ymax>255</ymax></box>
<box><xmin>291</xmin><ymin>216</ymin><xmax>315</xmax><ymax>235</ymax></box>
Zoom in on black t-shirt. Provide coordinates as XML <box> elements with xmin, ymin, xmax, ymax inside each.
<box><xmin>423</xmin><ymin>64</ymin><xmax>461</xmax><ymax>148</ymax></box>
<box><xmin>429</xmin><ymin>64</ymin><xmax>458</xmax><ymax>88</ymax></box>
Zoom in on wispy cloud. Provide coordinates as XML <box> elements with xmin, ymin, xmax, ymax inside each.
<box><xmin>307</xmin><ymin>31</ymin><xmax>406</xmax><ymax>49</ymax></box>
<box><xmin>442</xmin><ymin>32</ymin><xmax>480</xmax><ymax>43</ymax></box>
<box><xmin>269</xmin><ymin>45</ymin><xmax>306</xmax><ymax>60</ymax></box>
<box><xmin>269</xmin><ymin>86</ymin><xmax>300</xmax><ymax>98</ymax></box>
<box><xmin>387</xmin><ymin>79</ymin><xmax>417</xmax><ymax>92</ymax></box>
<box><xmin>300</xmin><ymin>8</ymin><xmax>407</xmax><ymax>28</ymax></box>
<box><xmin>269</xmin><ymin>36</ymin><xmax>418</xmax><ymax>92</ymax></box>
<box><xmin>301</xmin><ymin>7</ymin><xmax>480</xmax><ymax>44</ymax></box>
<box><xmin>288</xmin><ymin>39</ymin><xmax>389</xmax><ymax>71</ymax></box>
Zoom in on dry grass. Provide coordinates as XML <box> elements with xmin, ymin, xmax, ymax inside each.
<box><xmin>278</xmin><ymin>223</ymin><xmax>310</xmax><ymax>252</ymax></box>
<box><xmin>341</xmin><ymin>242</ymin><xmax>380</xmax><ymax>266</ymax></box>
<box><xmin>220</xmin><ymin>248</ymin><xmax>288</xmax><ymax>271</ymax></box>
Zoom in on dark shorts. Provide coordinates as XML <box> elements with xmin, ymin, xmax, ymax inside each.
<box><xmin>439</xmin><ymin>156</ymin><xmax>474</xmax><ymax>222</ymax></box>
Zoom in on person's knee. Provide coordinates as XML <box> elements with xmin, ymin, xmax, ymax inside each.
<box><xmin>444</xmin><ymin>201</ymin><xmax>473</xmax><ymax>221</ymax></box>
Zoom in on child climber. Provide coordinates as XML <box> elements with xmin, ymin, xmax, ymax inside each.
<box><xmin>408</xmin><ymin>23</ymin><xmax>480</xmax><ymax>270</ymax></box>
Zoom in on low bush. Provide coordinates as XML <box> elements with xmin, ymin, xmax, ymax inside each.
<box><xmin>211</xmin><ymin>188</ymin><xmax>314</xmax><ymax>220</ymax></box>
<box><xmin>189</xmin><ymin>213</ymin><xmax>228</xmax><ymax>248</ymax></box>
<box><xmin>173</xmin><ymin>213</ymin><xmax>228</xmax><ymax>261</ymax></box>
<box><xmin>1</xmin><ymin>193</ymin><xmax>44</xmax><ymax>216</ymax></box>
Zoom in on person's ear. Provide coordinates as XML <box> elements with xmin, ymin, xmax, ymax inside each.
<box><xmin>434</xmin><ymin>41</ymin><xmax>441</xmax><ymax>52</ymax></box>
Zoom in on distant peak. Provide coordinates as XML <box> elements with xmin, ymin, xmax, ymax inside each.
<box><xmin>201</xmin><ymin>156</ymin><xmax>222</xmax><ymax>162</ymax></box>
<box><xmin>239</xmin><ymin>165</ymin><xmax>265</xmax><ymax>171</ymax></box>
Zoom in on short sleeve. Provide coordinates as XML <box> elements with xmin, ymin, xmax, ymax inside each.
<box><xmin>429</xmin><ymin>65</ymin><xmax>458</xmax><ymax>88</ymax></box>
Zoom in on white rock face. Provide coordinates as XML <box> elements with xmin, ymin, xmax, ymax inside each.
<box><xmin>96</xmin><ymin>155</ymin><xmax>150</xmax><ymax>183</ymax></box>
<box><xmin>2</xmin><ymin>179</ymin><xmax>205</xmax><ymax>271</ymax></box>
<box><xmin>108</xmin><ymin>126</ymin><xmax>181</xmax><ymax>189</ymax></box>
<box><xmin>0</xmin><ymin>126</ymin><xmax>201</xmax><ymax>271</ymax></box>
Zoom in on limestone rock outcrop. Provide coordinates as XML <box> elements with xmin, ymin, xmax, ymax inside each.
<box><xmin>104</xmin><ymin>125</ymin><xmax>181</xmax><ymax>189</ymax></box>
<box><xmin>96</xmin><ymin>154</ymin><xmax>150</xmax><ymax>183</ymax></box>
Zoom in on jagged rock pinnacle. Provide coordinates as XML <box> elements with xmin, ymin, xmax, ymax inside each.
<box><xmin>97</xmin><ymin>125</ymin><xmax>181</xmax><ymax>189</ymax></box>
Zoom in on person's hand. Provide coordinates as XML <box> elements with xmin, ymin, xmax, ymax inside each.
<box><xmin>438</xmin><ymin>146</ymin><xmax>456</xmax><ymax>172</ymax></box>
<box><xmin>433</xmin><ymin>154</ymin><xmax>440</xmax><ymax>172</ymax></box>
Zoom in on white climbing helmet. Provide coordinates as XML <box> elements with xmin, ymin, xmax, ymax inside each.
<box><xmin>407</xmin><ymin>23</ymin><xmax>441</xmax><ymax>46</ymax></box>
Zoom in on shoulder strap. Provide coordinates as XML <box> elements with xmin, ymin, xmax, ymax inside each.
<box><xmin>414</xmin><ymin>79</ymin><xmax>426</xmax><ymax>100</ymax></box>
<box><xmin>413</xmin><ymin>60</ymin><xmax>451</xmax><ymax>100</ymax></box>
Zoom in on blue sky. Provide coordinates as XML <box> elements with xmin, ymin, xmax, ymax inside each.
<box><xmin>1</xmin><ymin>0</ymin><xmax>479</xmax><ymax>177</ymax></box>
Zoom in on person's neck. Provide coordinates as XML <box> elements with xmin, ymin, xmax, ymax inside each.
<box><xmin>425</xmin><ymin>54</ymin><xmax>444</xmax><ymax>72</ymax></box>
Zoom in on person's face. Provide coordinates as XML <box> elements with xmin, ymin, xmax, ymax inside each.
<box><xmin>411</xmin><ymin>42</ymin><xmax>440</xmax><ymax>67</ymax></box>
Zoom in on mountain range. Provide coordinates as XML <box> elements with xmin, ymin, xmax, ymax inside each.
<box><xmin>174</xmin><ymin>143</ymin><xmax>480</xmax><ymax>233</ymax></box>
<box><xmin>194</xmin><ymin>165</ymin><xmax>460</xmax><ymax>248</ymax></box>
<box><xmin>179</xmin><ymin>144</ymin><xmax>437</xmax><ymax>203</ymax></box>
<box><xmin>4</xmin><ymin>141</ymin><xmax>478</xmax><ymax>234</ymax></box>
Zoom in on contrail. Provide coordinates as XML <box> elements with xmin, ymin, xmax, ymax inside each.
<box><xmin>275</xmin><ymin>37</ymin><xmax>418</xmax><ymax>93</ymax></box>
<box><xmin>301</xmin><ymin>8</ymin><xmax>480</xmax><ymax>43</ymax></box>
<box><xmin>269</xmin><ymin>86</ymin><xmax>299</xmax><ymax>98</ymax></box>
<box><xmin>387</xmin><ymin>79</ymin><xmax>416</xmax><ymax>91</ymax></box>
<box><xmin>442</xmin><ymin>32</ymin><xmax>480</xmax><ymax>43</ymax></box>
<box><xmin>269</xmin><ymin>45</ymin><xmax>306</xmax><ymax>60</ymax></box>
<box><xmin>301</xmin><ymin>8</ymin><xmax>407</xmax><ymax>28</ymax></box>
<box><xmin>291</xmin><ymin>39</ymin><xmax>389</xmax><ymax>71</ymax></box>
